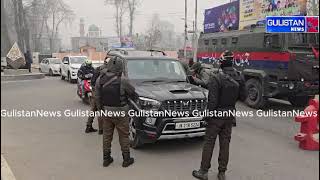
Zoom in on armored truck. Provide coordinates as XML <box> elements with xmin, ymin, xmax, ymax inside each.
<box><xmin>197</xmin><ymin>26</ymin><xmax>319</xmax><ymax>108</ymax></box>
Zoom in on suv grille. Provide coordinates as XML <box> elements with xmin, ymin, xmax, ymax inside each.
<box><xmin>161</xmin><ymin>99</ymin><xmax>206</xmax><ymax>112</ymax></box>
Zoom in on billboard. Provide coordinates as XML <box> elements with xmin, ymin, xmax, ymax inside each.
<box><xmin>204</xmin><ymin>1</ymin><xmax>240</xmax><ymax>33</ymax></box>
<box><xmin>239</xmin><ymin>0</ymin><xmax>307</xmax><ymax>29</ymax></box>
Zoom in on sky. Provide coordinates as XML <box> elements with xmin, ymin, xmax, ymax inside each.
<box><xmin>60</xmin><ymin>0</ymin><xmax>229</xmax><ymax>48</ymax></box>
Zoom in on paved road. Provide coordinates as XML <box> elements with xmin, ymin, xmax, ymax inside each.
<box><xmin>1</xmin><ymin>77</ymin><xmax>319</xmax><ymax>180</ymax></box>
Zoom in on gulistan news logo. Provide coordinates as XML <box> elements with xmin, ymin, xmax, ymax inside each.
<box><xmin>266</xmin><ymin>16</ymin><xmax>319</xmax><ymax>33</ymax></box>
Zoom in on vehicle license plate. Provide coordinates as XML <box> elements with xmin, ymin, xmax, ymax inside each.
<box><xmin>175</xmin><ymin>122</ymin><xmax>200</xmax><ymax>129</ymax></box>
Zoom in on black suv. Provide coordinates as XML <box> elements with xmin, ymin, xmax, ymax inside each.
<box><xmin>107</xmin><ymin>49</ymin><xmax>208</xmax><ymax>148</ymax></box>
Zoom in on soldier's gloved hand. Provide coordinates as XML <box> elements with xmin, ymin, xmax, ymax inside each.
<box><xmin>96</xmin><ymin>104</ymin><xmax>103</xmax><ymax>112</ymax></box>
<box><xmin>232</xmin><ymin>118</ymin><xmax>237</xmax><ymax>127</ymax></box>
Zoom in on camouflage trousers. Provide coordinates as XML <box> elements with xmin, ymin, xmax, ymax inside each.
<box><xmin>200</xmin><ymin>119</ymin><xmax>233</xmax><ymax>172</ymax></box>
<box><xmin>86</xmin><ymin>96</ymin><xmax>103</xmax><ymax>130</ymax></box>
<box><xmin>102</xmin><ymin>116</ymin><xmax>130</xmax><ymax>153</ymax></box>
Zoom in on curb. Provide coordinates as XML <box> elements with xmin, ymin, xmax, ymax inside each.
<box><xmin>1</xmin><ymin>73</ymin><xmax>45</xmax><ymax>81</ymax></box>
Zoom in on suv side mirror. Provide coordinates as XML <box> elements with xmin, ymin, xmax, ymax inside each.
<box><xmin>64</xmin><ymin>61</ymin><xmax>69</xmax><ymax>65</ymax></box>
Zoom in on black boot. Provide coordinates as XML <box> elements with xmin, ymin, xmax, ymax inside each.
<box><xmin>122</xmin><ymin>152</ymin><xmax>134</xmax><ymax>167</ymax></box>
<box><xmin>232</xmin><ymin>119</ymin><xmax>237</xmax><ymax>127</ymax></box>
<box><xmin>98</xmin><ymin>130</ymin><xmax>103</xmax><ymax>135</ymax></box>
<box><xmin>103</xmin><ymin>151</ymin><xmax>114</xmax><ymax>167</ymax></box>
<box><xmin>217</xmin><ymin>171</ymin><xmax>226</xmax><ymax>180</ymax></box>
<box><xmin>192</xmin><ymin>169</ymin><xmax>208</xmax><ymax>180</ymax></box>
<box><xmin>85</xmin><ymin>125</ymin><xmax>97</xmax><ymax>133</ymax></box>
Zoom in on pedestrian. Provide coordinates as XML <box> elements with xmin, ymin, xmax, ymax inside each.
<box><xmin>25</xmin><ymin>50</ymin><xmax>33</xmax><ymax>73</ymax></box>
<box><xmin>85</xmin><ymin>57</ymin><xmax>110</xmax><ymax>134</ymax></box>
<box><xmin>192</xmin><ymin>50</ymin><xmax>241</xmax><ymax>180</ymax></box>
<box><xmin>95</xmin><ymin>57</ymin><xmax>136</xmax><ymax>167</ymax></box>
<box><xmin>190</xmin><ymin>62</ymin><xmax>211</xmax><ymax>88</ymax></box>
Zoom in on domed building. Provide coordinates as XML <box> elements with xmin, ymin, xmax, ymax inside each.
<box><xmin>88</xmin><ymin>24</ymin><xmax>101</xmax><ymax>38</ymax></box>
<box><xmin>71</xmin><ymin>19</ymin><xmax>111</xmax><ymax>52</ymax></box>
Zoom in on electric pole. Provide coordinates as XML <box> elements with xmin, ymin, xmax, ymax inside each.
<box><xmin>193</xmin><ymin>0</ymin><xmax>198</xmax><ymax>63</ymax></box>
<box><xmin>184</xmin><ymin>0</ymin><xmax>188</xmax><ymax>59</ymax></box>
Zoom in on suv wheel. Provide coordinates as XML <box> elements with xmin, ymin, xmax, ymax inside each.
<box><xmin>68</xmin><ymin>72</ymin><xmax>72</xmax><ymax>83</ymax></box>
<box><xmin>129</xmin><ymin>117</ymin><xmax>143</xmax><ymax>149</ymax></box>
<box><xmin>61</xmin><ymin>71</ymin><xmax>65</xmax><ymax>80</ymax></box>
<box><xmin>49</xmin><ymin>69</ymin><xmax>53</xmax><ymax>76</ymax></box>
<box><xmin>288</xmin><ymin>96</ymin><xmax>314</xmax><ymax>107</ymax></box>
<box><xmin>245</xmin><ymin>78</ymin><xmax>267</xmax><ymax>109</ymax></box>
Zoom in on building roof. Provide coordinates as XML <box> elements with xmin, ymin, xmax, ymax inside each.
<box><xmin>88</xmin><ymin>24</ymin><xmax>99</xmax><ymax>32</ymax></box>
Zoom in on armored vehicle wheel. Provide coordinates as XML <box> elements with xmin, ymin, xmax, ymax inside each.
<box><xmin>288</xmin><ymin>96</ymin><xmax>314</xmax><ymax>107</ymax></box>
<box><xmin>245</xmin><ymin>78</ymin><xmax>266</xmax><ymax>109</ymax></box>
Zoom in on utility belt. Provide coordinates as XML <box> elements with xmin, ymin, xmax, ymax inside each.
<box><xmin>103</xmin><ymin>104</ymin><xmax>129</xmax><ymax>112</ymax></box>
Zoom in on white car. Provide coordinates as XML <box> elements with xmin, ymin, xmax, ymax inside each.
<box><xmin>60</xmin><ymin>56</ymin><xmax>87</xmax><ymax>83</ymax></box>
<box><xmin>39</xmin><ymin>58</ymin><xmax>61</xmax><ymax>76</ymax></box>
<box><xmin>92</xmin><ymin>61</ymin><xmax>104</xmax><ymax>69</ymax></box>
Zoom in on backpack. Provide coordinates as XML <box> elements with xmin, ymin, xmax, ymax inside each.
<box><xmin>99</xmin><ymin>73</ymin><xmax>121</xmax><ymax>107</ymax></box>
<box><xmin>214</xmin><ymin>71</ymin><xmax>240</xmax><ymax>109</ymax></box>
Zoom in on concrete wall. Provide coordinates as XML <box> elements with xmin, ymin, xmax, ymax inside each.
<box><xmin>52</xmin><ymin>52</ymin><xmax>107</xmax><ymax>61</ymax></box>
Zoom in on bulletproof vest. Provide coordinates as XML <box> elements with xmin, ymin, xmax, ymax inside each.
<box><xmin>99</xmin><ymin>73</ymin><xmax>126</xmax><ymax>107</ymax></box>
<box><xmin>215</xmin><ymin>71</ymin><xmax>240</xmax><ymax>109</ymax></box>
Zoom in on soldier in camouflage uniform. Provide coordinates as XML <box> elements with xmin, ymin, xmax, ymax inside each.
<box><xmin>95</xmin><ymin>57</ymin><xmax>136</xmax><ymax>168</ymax></box>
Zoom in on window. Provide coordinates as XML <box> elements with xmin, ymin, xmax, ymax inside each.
<box><xmin>63</xmin><ymin>57</ymin><xmax>69</xmax><ymax>64</ymax></box>
<box><xmin>127</xmin><ymin>59</ymin><xmax>186</xmax><ymax>81</ymax></box>
<box><xmin>212</xmin><ymin>39</ymin><xmax>217</xmax><ymax>45</ymax></box>
<box><xmin>221</xmin><ymin>38</ymin><xmax>227</xmax><ymax>45</ymax></box>
<box><xmin>204</xmin><ymin>40</ymin><xmax>209</xmax><ymax>46</ymax></box>
<box><xmin>271</xmin><ymin>35</ymin><xmax>280</xmax><ymax>47</ymax></box>
<box><xmin>232</xmin><ymin>37</ymin><xmax>238</xmax><ymax>44</ymax></box>
<box><xmin>264</xmin><ymin>34</ymin><xmax>280</xmax><ymax>48</ymax></box>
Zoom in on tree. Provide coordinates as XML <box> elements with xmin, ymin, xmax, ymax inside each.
<box><xmin>47</xmin><ymin>0</ymin><xmax>74</xmax><ymax>53</ymax></box>
<box><xmin>127</xmin><ymin>0</ymin><xmax>140</xmax><ymax>37</ymax></box>
<box><xmin>1</xmin><ymin>0</ymin><xmax>12</xmax><ymax>56</ymax></box>
<box><xmin>105</xmin><ymin>0</ymin><xmax>127</xmax><ymax>38</ymax></box>
<box><xmin>145</xmin><ymin>14</ymin><xmax>162</xmax><ymax>49</ymax></box>
<box><xmin>11</xmin><ymin>0</ymin><xmax>30</xmax><ymax>53</ymax></box>
<box><xmin>25</xmin><ymin>0</ymin><xmax>52</xmax><ymax>52</ymax></box>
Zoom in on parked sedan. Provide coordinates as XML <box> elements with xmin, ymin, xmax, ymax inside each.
<box><xmin>40</xmin><ymin>58</ymin><xmax>61</xmax><ymax>76</ymax></box>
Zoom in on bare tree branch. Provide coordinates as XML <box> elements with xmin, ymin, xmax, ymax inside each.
<box><xmin>105</xmin><ymin>0</ymin><xmax>128</xmax><ymax>38</ymax></box>
<box><xmin>127</xmin><ymin>0</ymin><xmax>141</xmax><ymax>37</ymax></box>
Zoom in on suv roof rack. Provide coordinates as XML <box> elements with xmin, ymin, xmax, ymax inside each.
<box><xmin>147</xmin><ymin>49</ymin><xmax>166</xmax><ymax>56</ymax></box>
<box><xmin>107</xmin><ymin>48</ymin><xmax>129</xmax><ymax>55</ymax></box>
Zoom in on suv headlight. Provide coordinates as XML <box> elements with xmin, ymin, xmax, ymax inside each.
<box><xmin>138</xmin><ymin>97</ymin><xmax>161</xmax><ymax>110</ymax></box>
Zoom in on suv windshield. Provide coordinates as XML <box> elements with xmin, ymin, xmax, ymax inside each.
<box><xmin>49</xmin><ymin>59</ymin><xmax>61</xmax><ymax>64</ymax></box>
<box><xmin>288</xmin><ymin>33</ymin><xmax>319</xmax><ymax>47</ymax></box>
<box><xmin>127</xmin><ymin>59</ymin><xmax>187</xmax><ymax>81</ymax></box>
<box><xmin>70</xmin><ymin>57</ymin><xmax>87</xmax><ymax>64</ymax></box>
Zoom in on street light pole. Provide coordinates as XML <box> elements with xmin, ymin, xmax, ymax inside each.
<box><xmin>193</xmin><ymin>0</ymin><xmax>198</xmax><ymax>63</ymax></box>
<box><xmin>184</xmin><ymin>0</ymin><xmax>188</xmax><ymax>59</ymax></box>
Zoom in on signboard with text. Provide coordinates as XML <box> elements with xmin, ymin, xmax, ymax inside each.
<box><xmin>266</xmin><ymin>16</ymin><xmax>319</xmax><ymax>33</ymax></box>
<box><xmin>239</xmin><ymin>0</ymin><xmax>307</xmax><ymax>29</ymax></box>
<box><xmin>204</xmin><ymin>1</ymin><xmax>239</xmax><ymax>33</ymax></box>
